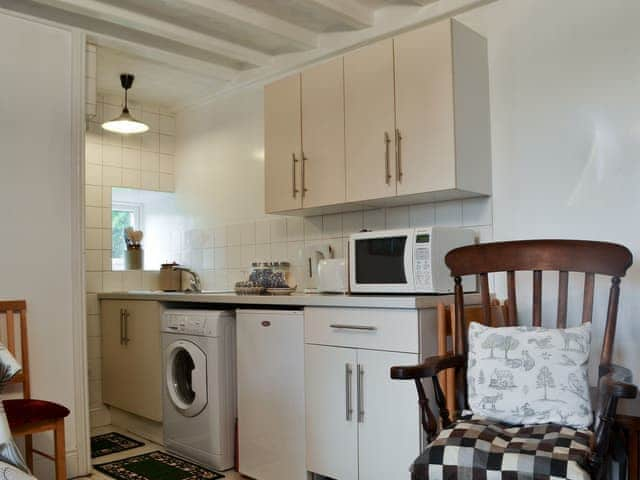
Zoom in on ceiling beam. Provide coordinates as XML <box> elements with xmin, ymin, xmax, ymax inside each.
<box><xmin>305</xmin><ymin>0</ymin><xmax>374</xmax><ymax>29</ymax></box>
<box><xmin>409</xmin><ymin>0</ymin><xmax>439</xmax><ymax>5</ymax></box>
<box><xmin>175</xmin><ymin>0</ymin><xmax>317</xmax><ymax>50</ymax></box>
<box><xmin>90</xmin><ymin>34</ymin><xmax>239</xmax><ymax>82</ymax></box>
<box><xmin>31</xmin><ymin>0</ymin><xmax>272</xmax><ymax>67</ymax></box>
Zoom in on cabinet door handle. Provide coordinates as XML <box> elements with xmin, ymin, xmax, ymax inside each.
<box><xmin>384</xmin><ymin>132</ymin><xmax>392</xmax><ymax>185</ymax></box>
<box><xmin>302</xmin><ymin>152</ymin><xmax>308</xmax><ymax>198</ymax></box>
<box><xmin>291</xmin><ymin>153</ymin><xmax>300</xmax><ymax>198</ymax></box>
<box><xmin>357</xmin><ymin>364</ymin><xmax>364</xmax><ymax>423</ymax></box>
<box><xmin>123</xmin><ymin>309</ymin><xmax>130</xmax><ymax>345</ymax></box>
<box><xmin>119</xmin><ymin>308</ymin><xmax>124</xmax><ymax>345</ymax></box>
<box><xmin>395</xmin><ymin>128</ymin><xmax>403</xmax><ymax>183</ymax></box>
<box><xmin>345</xmin><ymin>363</ymin><xmax>353</xmax><ymax>421</ymax></box>
<box><xmin>330</xmin><ymin>324</ymin><xmax>377</xmax><ymax>331</ymax></box>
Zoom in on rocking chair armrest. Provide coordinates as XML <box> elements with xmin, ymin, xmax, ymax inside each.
<box><xmin>599</xmin><ymin>372</ymin><xmax>638</xmax><ymax>400</ymax></box>
<box><xmin>599</xmin><ymin>363</ymin><xmax>633</xmax><ymax>384</ymax></box>
<box><xmin>390</xmin><ymin>353</ymin><xmax>465</xmax><ymax>380</ymax></box>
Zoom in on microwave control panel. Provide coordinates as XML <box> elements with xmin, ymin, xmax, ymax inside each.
<box><xmin>413</xmin><ymin>230</ymin><xmax>432</xmax><ymax>291</ymax></box>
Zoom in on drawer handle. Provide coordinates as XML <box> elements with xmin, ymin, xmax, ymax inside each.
<box><xmin>329</xmin><ymin>324</ymin><xmax>377</xmax><ymax>331</ymax></box>
<box><xmin>261</xmin><ymin>320</ymin><xmax>271</xmax><ymax>327</ymax></box>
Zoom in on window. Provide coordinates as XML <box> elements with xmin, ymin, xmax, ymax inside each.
<box><xmin>112</xmin><ymin>202</ymin><xmax>142</xmax><ymax>271</ymax></box>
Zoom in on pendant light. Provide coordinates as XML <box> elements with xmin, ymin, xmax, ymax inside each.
<box><xmin>101</xmin><ymin>74</ymin><xmax>149</xmax><ymax>135</ymax></box>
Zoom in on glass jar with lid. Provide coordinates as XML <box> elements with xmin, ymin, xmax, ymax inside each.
<box><xmin>270</xmin><ymin>261</ymin><xmax>291</xmax><ymax>288</ymax></box>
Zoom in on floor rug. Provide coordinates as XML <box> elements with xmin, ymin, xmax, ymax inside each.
<box><xmin>91</xmin><ymin>432</ymin><xmax>144</xmax><ymax>458</ymax></box>
<box><xmin>94</xmin><ymin>450</ymin><xmax>224</xmax><ymax>480</ymax></box>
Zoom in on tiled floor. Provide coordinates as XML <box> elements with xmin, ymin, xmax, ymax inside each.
<box><xmin>90</xmin><ymin>426</ymin><xmax>243</xmax><ymax>480</ymax></box>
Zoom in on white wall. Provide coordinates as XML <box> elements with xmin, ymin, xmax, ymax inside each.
<box><xmin>457</xmin><ymin>0</ymin><xmax>640</xmax><ymax>411</ymax></box>
<box><xmin>176</xmin><ymin>86</ymin><xmax>266</xmax><ymax>229</ymax></box>
<box><xmin>0</xmin><ymin>10</ymin><xmax>84</xmax><ymax>477</ymax></box>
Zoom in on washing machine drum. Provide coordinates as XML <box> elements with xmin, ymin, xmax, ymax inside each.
<box><xmin>165</xmin><ymin>340</ymin><xmax>208</xmax><ymax>417</ymax></box>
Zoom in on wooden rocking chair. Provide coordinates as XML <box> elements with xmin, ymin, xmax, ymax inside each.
<box><xmin>391</xmin><ymin>240</ymin><xmax>637</xmax><ymax>480</ymax></box>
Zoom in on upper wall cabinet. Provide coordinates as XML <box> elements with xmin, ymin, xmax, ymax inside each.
<box><xmin>264</xmin><ymin>19</ymin><xmax>491</xmax><ymax>215</ymax></box>
<box><xmin>344</xmin><ymin>39</ymin><xmax>397</xmax><ymax>203</ymax></box>
<box><xmin>393</xmin><ymin>19</ymin><xmax>491</xmax><ymax>199</ymax></box>
<box><xmin>301</xmin><ymin>58</ymin><xmax>346</xmax><ymax>209</ymax></box>
<box><xmin>264</xmin><ymin>74</ymin><xmax>303</xmax><ymax>213</ymax></box>
<box><xmin>265</xmin><ymin>58</ymin><xmax>346</xmax><ymax>214</ymax></box>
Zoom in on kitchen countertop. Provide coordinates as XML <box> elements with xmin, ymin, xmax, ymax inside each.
<box><xmin>98</xmin><ymin>290</ymin><xmax>481</xmax><ymax>309</ymax></box>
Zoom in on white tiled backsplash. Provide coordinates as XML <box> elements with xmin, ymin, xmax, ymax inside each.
<box><xmin>177</xmin><ymin>197</ymin><xmax>493</xmax><ymax>291</ymax></box>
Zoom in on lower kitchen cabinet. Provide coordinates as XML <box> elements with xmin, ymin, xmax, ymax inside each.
<box><xmin>305</xmin><ymin>345</ymin><xmax>359</xmax><ymax>480</ymax></box>
<box><xmin>101</xmin><ymin>300</ymin><xmax>163</xmax><ymax>422</ymax></box>
<box><xmin>305</xmin><ymin>344</ymin><xmax>420</xmax><ymax>480</ymax></box>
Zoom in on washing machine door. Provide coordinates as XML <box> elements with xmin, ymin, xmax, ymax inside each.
<box><xmin>165</xmin><ymin>339</ymin><xmax>207</xmax><ymax>417</ymax></box>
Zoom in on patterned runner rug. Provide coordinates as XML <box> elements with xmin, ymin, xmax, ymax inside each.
<box><xmin>94</xmin><ymin>451</ymin><xmax>224</xmax><ymax>480</ymax></box>
<box><xmin>91</xmin><ymin>432</ymin><xmax>144</xmax><ymax>458</ymax></box>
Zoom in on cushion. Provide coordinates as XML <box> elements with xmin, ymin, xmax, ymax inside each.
<box><xmin>3</xmin><ymin>399</ymin><xmax>70</xmax><ymax>430</ymax></box>
<box><xmin>0</xmin><ymin>344</ymin><xmax>21</xmax><ymax>388</ymax></box>
<box><xmin>0</xmin><ymin>461</ymin><xmax>37</xmax><ymax>479</ymax></box>
<box><xmin>467</xmin><ymin>322</ymin><xmax>592</xmax><ymax>428</ymax></box>
<box><xmin>413</xmin><ymin>416</ymin><xmax>593</xmax><ymax>480</ymax></box>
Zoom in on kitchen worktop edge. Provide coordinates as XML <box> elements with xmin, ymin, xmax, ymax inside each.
<box><xmin>97</xmin><ymin>291</ymin><xmax>481</xmax><ymax>309</ymax></box>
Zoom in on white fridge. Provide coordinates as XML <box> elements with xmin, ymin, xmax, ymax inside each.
<box><xmin>236</xmin><ymin>309</ymin><xmax>306</xmax><ymax>480</ymax></box>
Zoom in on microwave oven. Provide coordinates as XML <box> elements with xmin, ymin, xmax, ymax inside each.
<box><xmin>349</xmin><ymin>227</ymin><xmax>476</xmax><ymax>294</ymax></box>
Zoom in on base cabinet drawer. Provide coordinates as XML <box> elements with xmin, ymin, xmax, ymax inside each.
<box><xmin>304</xmin><ymin>307</ymin><xmax>419</xmax><ymax>353</ymax></box>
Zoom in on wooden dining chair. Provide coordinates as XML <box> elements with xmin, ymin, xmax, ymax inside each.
<box><xmin>392</xmin><ymin>240</ymin><xmax>638</xmax><ymax>480</ymax></box>
<box><xmin>436</xmin><ymin>299</ymin><xmax>508</xmax><ymax>416</ymax></box>
<box><xmin>0</xmin><ymin>300</ymin><xmax>70</xmax><ymax>480</ymax></box>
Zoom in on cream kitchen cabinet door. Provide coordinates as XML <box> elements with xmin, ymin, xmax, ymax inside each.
<box><xmin>301</xmin><ymin>57</ymin><xmax>346</xmax><ymax>208</ymax></box>
<box><xmin>394</xmin><ymin>19</ymin><xmax>491</xmax><ymax>197</ymax></box>
<box><xmin>357</xmin><ymin>349</ymin><xmax>420</xmax><ymax>480</ymax></box>
<box><xmin>102</xmin><ymin>300</ymin><xmax>163</xmax><ymax>422</ymax></box>
<box><xmin>305</xmin><ymin>344</ymin><xmax>359</xmax><ymax>480</ymax></box>
<box><xmin>305</xmin><ymin>343</ymin><xmax>420</xmax><ymax>480</ymax></box>
<box><xmin>264</xmin><ymin>73</ymin><xmax>303</xmax><ymax>213</ymax></box>
<box><xmin>344</xmin><ymin>38</ymin><xmax>397</xmax><ymax>202</ymax></box>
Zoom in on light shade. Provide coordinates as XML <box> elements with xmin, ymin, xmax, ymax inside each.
<box><xmin>102</xmin><ymin>108</ymin><xmax>149</xmax><ymax>134</ymax></box>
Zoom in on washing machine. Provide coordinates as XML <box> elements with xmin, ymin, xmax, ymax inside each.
<box><xmin>161</xmin><ymin>309</ymin><xmax>236</xmax><ymax>471</ymax></box>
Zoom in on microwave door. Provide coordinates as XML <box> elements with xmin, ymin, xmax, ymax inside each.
<box><xmin>353</xmin><ymin>234</ymin><xmax>414</xmax><ymax>292</ymax></box>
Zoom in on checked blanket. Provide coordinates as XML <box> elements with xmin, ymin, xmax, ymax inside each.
<box><xmin>412</xmin><ymin>416</ymin><xmax>593</xmax><ymax>480</ymax></box>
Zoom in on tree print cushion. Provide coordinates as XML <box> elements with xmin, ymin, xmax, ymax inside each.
<box><xmin>467</xmin><ymin>322</ymin><xmax>592</xmax><ymax>428</ymax></box>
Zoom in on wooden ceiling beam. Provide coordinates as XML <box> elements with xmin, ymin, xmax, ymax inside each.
<box><xmin>305</xmin><ymin>0</ymin><xmax>374</xmax><ymax>29</ymax></box>
<box><xmin>90</xmin><ymin>34</ymin><xmax>239</xmax><ymax>81</ymax></box>
<box><xmin>175</xmin><ymin>0</ymin><xmax>317</xmax><ymax>50</ymax></box>
<box><xmin>31</xmin><ymin>0</ymin><xmax>272</xmax><ymax>66</ymax></box>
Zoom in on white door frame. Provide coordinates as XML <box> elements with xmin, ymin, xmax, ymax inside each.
<box><xmin>0</xmin><ymin>7</ymin><xmax>91</xmax><ymax>476</ymax></box>
<box><xmin>70</xmin><ymin>27</ymin><xmax>91</xmax><ymax>477</ymax></box>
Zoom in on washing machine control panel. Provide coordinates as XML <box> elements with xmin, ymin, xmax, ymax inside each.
<box><xmin>163</xmin><ymin>310</ymin><xmax>232</xmax><ymax>337</ymax></box>
<box><xmin>164</xmin><ymin>314</ymin><xmax>205</xmax><ymax>335</ymax></box>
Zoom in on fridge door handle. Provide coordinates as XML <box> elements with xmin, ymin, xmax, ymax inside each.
<box><xmin>345</xmin><ymin>363</ymin><xmax>353</xmax><ymax>421</ymax></box>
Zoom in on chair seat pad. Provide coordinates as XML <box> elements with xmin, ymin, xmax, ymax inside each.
<box><xmin>3</xmin><ymin>399</ymin><xmax>70</xmax><ymax>429</ymax></box>
<box><xmin>413</xmin><ymin>416</ymin><xmax>593</xmax><ymax>480</ymax></box>
<box><xmin>0</xmin><ymin>461</ymin><xmax>37</xmax><ymax>479</ymax></box>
